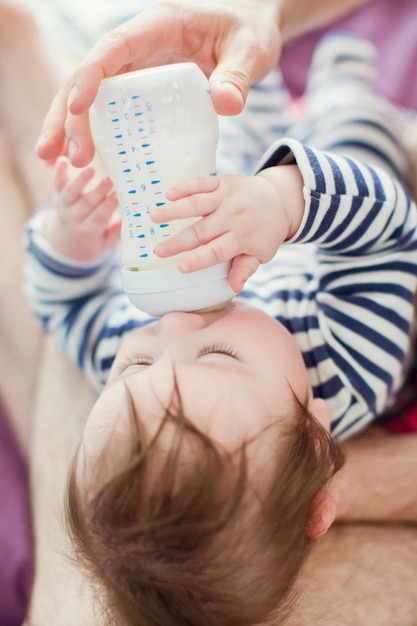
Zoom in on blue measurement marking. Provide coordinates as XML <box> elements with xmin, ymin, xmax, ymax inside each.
<box><xmin>133</xmin><ymin>213</ymin><xmax>142</xmax><ymax>217</ymax></box>
<box><xmin>137</xmin><ymin>234</ymin><xmax>145</xmax><ymax>238</ymax></box>
<box><xmin>146</xmin><ymin>160</ymin><xmax>155</xmax><ymax>165</ymax></box>
<box><xmin>132</xmin><ymin>95</ymin><xmax>140</xmax><ymax>99</ymax></box>
<box><xmin>114</xmin><ymin>134</ymin><xmax>122</xmax><ymax>139</ymax></box>
<box><xmin>108</xmin><ymin>100</ymin><xmax>116</xmax><ymax>105</ymax></box>
<box><xmin>139</xmin><ymin>253</ymin><xmax>148</xmax><ymax>258</ymax></box>
<box><xmin>123</xmin><ymin>168</ymin><xmax>131</xmax><ymax>173</ymax></box>
<box><xmin>128</xmin><ymin>190</ymin><xmax>137</xmax><ymax>195</ymax></box>
<box><xmin>156</xmin><ymin>202</ymin><xmax>165</xmax><ymax>207</ymax></box>
<box><xmin>112</xmin><ymin>118</ymin><xmax>119</xmax><ymax>122</ymax></box>
<box><xmin>159</xmin><ymin>224</ymin><xmax>169</xmax><ymax>228</ymax></box>
<box><xmin>118</xmin><ymin>150</ymin><xmax>127</xmax><ymax>155</ymax></box>
<box><xmin>134</xmin><ymin>112</ymin><xmax>143</xmax><ymax>116</ymax></box>
<box><xmin>151</xmin><ymin>180</ymin><xmax>160</xmax><ymax>185</ymax></box>
<box><xmin>142</xmin><ymin>143</ymin><xmax>150</xmax><ymax>148</ymax></box>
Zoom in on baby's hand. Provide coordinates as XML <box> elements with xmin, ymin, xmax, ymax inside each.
<box><xmin>44</xmin><ymin>157</ymin><xmax>121</xmax><ymax>260</ymax></box>
<box><xmin>151</xmin><ymin>168</ymin><xmax>303</xmax><ymax>292</ymax></box>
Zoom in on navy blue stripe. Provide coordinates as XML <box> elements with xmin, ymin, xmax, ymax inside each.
<box><xmin>312</xmin><ymin>374</ymin><xmax>344</xmax><ymax>400</ymax></box>
<box><xmin>27</xmin><ymin>238</ymin><xmax>109</xmax><ymax>279</ymax></box>
<box><xmin>318</xmin><ymin>261</ymin><xmax>417</xmax><ymax>294</ymax></box>
<box><xmin>326</xmin><ymin>154</ymin><xmax>346</xmax><ymax>194</ymax></box>
<box><xmin>344</xmin><ymin>157</ymin><xmax>370</xmax><ymax>196</ymax></box>
<box><xmin>321</xmin><ymin>294</ymin><xmax>410</xmax><ymax>334</ymax></box>
<box><xmin>303</xmin><ymin>344</ymin><xmax>330</xmax><ymax>368</ymax></box>
<box><xmin>76</xmin><ymin>299</ymin><xmax>109</xmax><ymax>368</ymax></box>
<box><xmin>328</xmin><ymin>140</ymin><xmax>403</xmax><ymax>181</ymax></box>
<box><xmin>304</xmin><ymin>145</ymin><xmax>326</xmax><ymax>191</ymax></box>
<box><xmin>294</xmin><ymin>192</ymin><xmax>321</xmax><ymax>241</ymax></box>
<box><xmin>335</xmin><ymin>412</ymin><xmax>368</xmax><ymax>437</ymax></box>
<box><xmin>329</xmin><ymin>395</ymin><xmax>359</xmax><ymax>433</ymax></box>
<box><xmin>63</xmin><ymin>294</ymin><xmax>97</xmax><ymax>338</ymax></box>
<box><xmin>326</xmin><ymin>342</ymin><xmax>378</xmax><ymax>413</ymax></box>
<box><xmin>320</xmin><ymin>302</ymin><xmax>403</xmax><ymax>362</ymax></box>
<box><xmin>323</xmin><ymin>197</ymin><xmax>385</xmax><ymax>252</ymax></box>
<box><xmin>100</xmin><ymin>355</ymin><xmax>116</xmax><ymax>371</ymax></box>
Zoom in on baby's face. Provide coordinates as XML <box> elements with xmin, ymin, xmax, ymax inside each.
<box><xmin>77</xmin><ymin>300</ymin><xmax>330</xmax><ymax>489</ymax></box>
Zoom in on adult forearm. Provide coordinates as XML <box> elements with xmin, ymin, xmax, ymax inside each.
<box><xmin>279</xmin><ymin>0</ymin><xmax>373</xmax><ymax>42</ymax></box>
<box><xmin>27</xmin><ymin>338</ymin><xmax>101</xmax><ymax>625</ymax></box>
<box><xmin>331</xmin><ymin>427</ymin><xmax>417</xmax><ymax>523</ymax></box>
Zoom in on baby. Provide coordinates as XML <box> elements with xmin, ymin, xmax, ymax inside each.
<box><xmin>25</xmin><ymin>35</ymin><xmax>417</xmax><ymax>625</ymax></box>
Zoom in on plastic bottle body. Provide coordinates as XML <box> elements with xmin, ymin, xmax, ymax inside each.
<box><xmin>90</xmin><ymin>63</ymin><xmax>234</xmax><ymax>315</ymax></box>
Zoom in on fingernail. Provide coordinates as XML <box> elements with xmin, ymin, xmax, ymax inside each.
<box><xmin>221</xmin><ymin>81</ymin><xmax>244</xmax><ymax>107</ymax></box>
<box><xmin>67</xmin><ymin>85</ymin><xmax>79</xmax><ymax>110</ymax></box>
<box><xmin>35</xmin><ymin>133</ymin><xmax>46</xmax><ymax>153</ymax></box>
<box><xmin>68</xmin><ymin>139</ymin><xmax>79</xmax><ymax>163</ymax></box>
<box><xmin>178</xmin><ymin>260</ymin><xmax>189</xmax><ymax>273</ymax></box>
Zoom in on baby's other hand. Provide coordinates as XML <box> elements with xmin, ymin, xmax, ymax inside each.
<box><xmin>44</xmin><ymin>157</ymin><xmax>121</xmax><ymax>260</ymax></box>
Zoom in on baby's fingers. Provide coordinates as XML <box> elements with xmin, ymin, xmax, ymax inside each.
<box><xmin>155</xmin><ymin>211</ymin><xmax>226</xmax><ymax>258</ymax></box>
<box><xmin>152</xmin><ymin>190</ymin><xmax>218</xmax><ymax>224</ymax></box>
<box><xmin>85</xmin><ymin>190</ymin><xmax>119</xmax><ymax>227</ymax></box>
<box><xmin>59</xmin><ymin>165</ymin><xmax>95</xmax><ymax>206</ymax></box>
<box><xmin>82</xmin><ymin>176</ymin><xmax>115</xmax><ymax>215</ymax></box>
<box><xmin>229</xmin><ymin>255</ymin><xmax>260</xmax><ymax>293</ymax></box>
<box><xmin>165</xmin><ymin>175</ymin><xmax>219</xmax><ymax>202</ymax></box>
<box><xmin>177</xmin><ymin>231</ymin><xmax>238</xmax><ymax>273</ymax></box>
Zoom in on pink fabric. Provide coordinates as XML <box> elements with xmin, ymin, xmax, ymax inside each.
<box><xmin>281</xmin><ymin>0</ymin><xmax>417</xmax><ymax>111</ymax></box>
<box><xmin>0</xmin><ymin>405</ymin><xmax>33</xmax><ymax>625</ymax></box>
<box><xmin>383</xmin><ymin>405</ymin><xmax>417</xmax><ymax>433</ymax></box>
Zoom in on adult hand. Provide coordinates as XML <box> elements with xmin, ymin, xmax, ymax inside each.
<box><xmin>36</xmin><ymin>0</ymin><xmax>282</xmax><ymax>167</ymax></box>
<box><xmin>331</xmin><ymin>427</ymin><xmax>417</xmax><ymax>523</ymax></box>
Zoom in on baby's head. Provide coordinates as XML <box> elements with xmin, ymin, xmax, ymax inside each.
<box><xmin>66</xmin><ymin>302</ymin><xmax>344</xmax><ymax>625</ymax></box>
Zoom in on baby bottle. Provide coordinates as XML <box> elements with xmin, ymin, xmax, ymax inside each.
<box><xmin>89</xmin><ymin>62</ymin><xmax>234</xmax><ymax>316</ymax></box>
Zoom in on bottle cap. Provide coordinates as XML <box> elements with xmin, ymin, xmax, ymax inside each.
<box><xmin>122</xmin><ymin>261</ymin><xmax>235</xmax><ymax>317</ymax></box>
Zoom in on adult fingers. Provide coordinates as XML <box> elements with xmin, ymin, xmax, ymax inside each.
<box><xmin>66</xmin><ymin>6</ymin><xmax>187</xmax><ymax>116</ymax></box>
<box><xmin>36</xmin><ymin>81</ymin><xmax>71</xmax><ymax>162</ymax></box>
<box><xmin>209</xmin><ymin>19</ymin><xmax>282</xmax><ymax>115</ymax></box>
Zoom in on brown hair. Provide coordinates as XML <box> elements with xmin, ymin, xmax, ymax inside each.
<box><xmin>66</xmin><ymin>388</ymin><xmax>344</xmax><ymax>626</ymax></box>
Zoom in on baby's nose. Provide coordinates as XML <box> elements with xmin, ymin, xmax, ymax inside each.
<box><xmin>158</xmin><ymin>311</ymin><xmax>207</xmax><ymax>336</ymax></box>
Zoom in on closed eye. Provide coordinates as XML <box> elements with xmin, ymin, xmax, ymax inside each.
<box><xmin>197</xmin><ymin>343</ymin><xmax>240</xmax><ymax>360</ymax></box>
<box><xmin>116</xmin><ymin>356</ymin><xmax>154</xmax><ymax>374</ymax></box>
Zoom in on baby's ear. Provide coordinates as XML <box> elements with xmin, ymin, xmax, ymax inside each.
<box><xmin>307</xmin><ymin>491</ymin><xmax>337</xmax><ymax>539</ymax></box>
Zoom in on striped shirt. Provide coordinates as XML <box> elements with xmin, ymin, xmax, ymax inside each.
<box><xmin>24</xmin><ymin>137</ymin><xmax>417</xmax><ymax>440</ymax></box>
